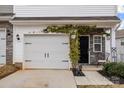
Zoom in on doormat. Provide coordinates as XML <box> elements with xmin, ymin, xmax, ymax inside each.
<box><xmin>72</xmin><ymin>68</ymin><xmax>85</xmax><ymax>76</ymax></box>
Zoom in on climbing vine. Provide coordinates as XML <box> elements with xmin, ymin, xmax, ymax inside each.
<box><xmin>46</xmin><ymin>25</ymin><xmax>106</xmax><ymax>68</ymax></box>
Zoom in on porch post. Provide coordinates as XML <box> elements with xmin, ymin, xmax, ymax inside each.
<box><xmin>110</xmin><ymin>24</ymin><xmax>120</xmax><ymax>62</ymax></box>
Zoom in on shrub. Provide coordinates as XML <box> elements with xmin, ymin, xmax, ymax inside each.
<box><xmin>116</xmin><ymin>63</ymin><xmax>124</xmax><ymax>78</ymax></box>
<box><xmin>103</xmin><ymin>62</ymin><xmax>117</xmax><ymax>76</ymax></box>
<box><xmin>103</xmin><ymin>62</ymin><xmax>124</xmax><ymax>78</ymax></box>
<box><xmin>0</xmin><ymin>64</ymin><xmax>19</xmax><ymax>79</ymax></box>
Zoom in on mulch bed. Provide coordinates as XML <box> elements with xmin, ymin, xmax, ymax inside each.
<box><xmin>72</xmin><ymin>68</ymin><xmax>85</xmax><ymax>76</ymax></box>
<box><xmin>98</xmin><ymin>70</ymin><xmax>124</xmax><ymax>84</ymax></box>
<box><xmin>0</xmin><ymin>64</ymin><xmax>19</xmax><ymax>79</ymax></box>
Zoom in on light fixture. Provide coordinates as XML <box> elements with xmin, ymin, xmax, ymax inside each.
<box><xmin>16</xmin><ymin>34</ymin><xmax>20</xmax><ymax>40</ymax></box>
<box><xmin>103</xmin><ymin>34</ymin><xmax>106</xmax><ymax>37</ymax></box>
<box><xmin>7</xmin><ymin>30</ymin><xmax>11</xmax><ymax>36</ymax></box>
<box><xmin>43</xmin><ymin>28</ymin><xmax>48</xmax><ymax>33</ymax></box>
<box><xmin>107</xmin><ymin>35</ymin><xmax>111</xmax><ymax>40</ymax></box>
<box><xmin>71</xmin><ymin>34</ymin><xmax>76</xmax><ymax>39</ymax></box>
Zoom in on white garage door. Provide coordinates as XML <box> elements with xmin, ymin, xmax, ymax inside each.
<box><xmin>0</xmin><ymin>30</ymin><xmax>6</xmax><ymax>64</ymax></box>
<box><xmin>24</xmin><ymin>34</ymin><xmax>70</xmax><ymax>69</ymax></box>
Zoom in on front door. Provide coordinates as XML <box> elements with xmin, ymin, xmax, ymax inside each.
<box><xmin>79</xmin><ymin>36</ymin><xmax>89</xmax><ymax>64</ymax></box>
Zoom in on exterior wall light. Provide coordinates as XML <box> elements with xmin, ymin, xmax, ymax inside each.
<box><xmin>43</xmin><ymin>28</ymin><xmax>48</xmax><ymax>33</ymax></box>
<box><xmin>71</xmin><ymin>30</ymin><xmax>77</xmax><ymax>39</ymax></box>
<box><xmin>71</xmin><ymin>34</ymin><xmax>76</xmax><ymax>39</ymax></box>
<box><xmin>103</xmin><ymin>34</ymin><xmax>106</xmax><ymax>37</ymax></box>
<box><xmin>7</xmin><ymin>30</ymin><xmax>11</xmax><ymax>36</ymax></box>
<box><xmin>16</xmin><ymin>34</ymin><xmax>20</xmax><ymax>40</ymax></box>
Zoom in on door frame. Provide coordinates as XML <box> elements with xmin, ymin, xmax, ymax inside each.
<box><xmin>0</xmin><ymin>28</ymin><xmax>6</xmax><ymax>65</ymax></box>
<box><xmin>79</xmin><ymin>35</ymin><xmax>90</xmax><ymax>64</ymax></box>
<box><xmin>23</xmin><ymin>33</ymin><xmax>71</xmax><ymax>69</ymax></box>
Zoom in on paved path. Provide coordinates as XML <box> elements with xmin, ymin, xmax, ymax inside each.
<box><xmin>82</xmin><ymin>65</ymin><xmax>103</xmax><ymax>71</ymax></box>
<box><xmin>0</xmin><ymin>70</ymin><xmax>76</xmax><ymax>88</ymax></box>
<box><xmin>75</xmin><ymin>71</ymin><xmax>113</xmax><ymax>85</ymax></box>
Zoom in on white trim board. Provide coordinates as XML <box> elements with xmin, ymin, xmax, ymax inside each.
<box><xmin>10</xmin><ymin>20</ymin><xmax>120</xmax><ymax>28</ymax></box>
<box><xmin>93</xmin><ymin>35</ymin><xmax>103</xmax><ymax>53</ymax></box>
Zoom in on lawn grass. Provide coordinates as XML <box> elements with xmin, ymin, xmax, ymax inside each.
<box><xmin>0</xmin><ymin>64</ymin><xmax>19</xmax><ymax>79</ymax></box>
<box><xmin>77</xmin><ymin>84</ymin><xmax>124</xmax><ymax>88</ymax></box>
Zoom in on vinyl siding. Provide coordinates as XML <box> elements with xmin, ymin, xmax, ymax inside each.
<box><xmin>0</xmin><ymin>5</ymin><xmax>13</xmax><ymax>13</ymax></box>
<box><xmin>14</xmin><ymin>5</ymin><xmax>117</xmax><ymax>17</ymax></box>
<box><xmin>116</xmin><ymin>38</ymin><xmax>124</xmax><ymax>62</ymax></box>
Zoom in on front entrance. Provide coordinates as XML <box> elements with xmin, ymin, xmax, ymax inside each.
<box><xmin>79</xmin><ymin>36</ymin><xmax>89</xmax><ymax>64</ymax></box>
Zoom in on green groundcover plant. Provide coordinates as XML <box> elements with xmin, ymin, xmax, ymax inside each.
<box><xmin>103</xmin><ymin>62</ymin><xmax>124</xmax><ymax>78</ymax></box>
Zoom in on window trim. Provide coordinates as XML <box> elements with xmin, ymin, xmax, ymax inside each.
<box><xmin>93</xmin><ymin>35</ymin><xmax>102</xmax><ymax>52</ymax></box>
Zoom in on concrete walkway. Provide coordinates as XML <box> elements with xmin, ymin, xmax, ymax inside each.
<box><xmin>0</xmin><ymin>70</ymin><xmax>76</xmax><ymax>88</ymax></box>
<box><xmin>75</xmin><ymin>71</ymin><xmax>113</xmax><ymax>85</ymax></box>
<box><xmin>82</xmin><ymin>65</ymin><xmax>103</xmax><ymax>71</ymax></box>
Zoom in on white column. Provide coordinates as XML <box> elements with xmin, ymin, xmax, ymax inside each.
<box><xmin>105</xmin><ymin>29</ymin><xmax>111</xmax><ymax>61</ymax></box>
<box><xmin>110</xmin><ymin>24</ymin><xmax>120</xmax><ymax>62</ymax></box>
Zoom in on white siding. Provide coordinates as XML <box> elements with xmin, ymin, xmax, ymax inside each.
<box><xmin>14</xmin><ymin>5</ymin><xmax>117</xmax><ymax>17</ymax></box>
<box><xmin>13</xmin><ymin>25</ymin><xmax>45</xmax><ymax>63</ymax></box>
<box><xmin>0</xmin><ymin>5</ymin><xmax>13</xmax><ymax>13</ymax></box>
<box><xmin>0</xmin><ymin>29</ymin><xmax>6</xmax><ymax>64</ymax></box>
<box><xmin>116</xmin><ymin>38</ymin><xmax>124</xmax><ymax>62</ymax></box>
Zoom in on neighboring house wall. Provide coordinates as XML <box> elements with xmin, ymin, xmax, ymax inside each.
<box><xmin>116</xmin><ymin>38</ymin><xmax>124</xmax><ymax>62</ymax></box>
<box><xmin>116</xmin><ymin>30</ymin><xmax>124</xmax><ymax>62</ymax></box>
<box><xmin>14</xmin><ymin>5</ymin><xmax>117</xmax><ymax>17</ymax></box>
<box><xmin>0</xmin><ymin>5</ymin><xmax>13</xmax><ymax>64</ymax></box>
<box><xmin>0</xmin><ymin>22</ymin><xmax>13</xmax><ymax>64</ymax></box>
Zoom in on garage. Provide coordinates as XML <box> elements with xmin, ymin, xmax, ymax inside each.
<box><xmin>24</xmin><ymin>34</ymin><xmax>70</xmax><ymax>69</ymax></box>
<box><xmin>0</xmin><ymin>29</ymin><xmax>6</xmax><ymax>64</ymax></box>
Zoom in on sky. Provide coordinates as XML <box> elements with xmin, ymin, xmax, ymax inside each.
<box><xmin>118</xmin><ymin>5</ymin><xmax>124</xmax><ymax>29</ymax></box>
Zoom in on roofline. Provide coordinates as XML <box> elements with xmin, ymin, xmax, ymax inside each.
<box><xmin>117</xmin><ymin>29</ymin><xmax>124</xmax><ymax>31</ymax></box>
<box><xmin>116</xmin><ymin>37</ymin><xmax>124</xmax><ymax>39</ymax></box>
<box><xmin>0</xmin><ymin>13</ymin><xmax>14</xmax><ymax>16</ymax></box>
<box><xmin>13</xmin><ymin>16</ymin><xmax>120</xmax><ymax>21</ymax></box>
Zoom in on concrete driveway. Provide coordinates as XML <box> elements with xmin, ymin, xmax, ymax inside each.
<box><xmin>0</xmin><ymin>70</ymin><xmax>76</xmax><ymax>88</ymax></box>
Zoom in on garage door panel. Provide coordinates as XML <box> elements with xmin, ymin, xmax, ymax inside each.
<box><xmin>24</xmin><ymin>35</ymin><xmax>69</xmax><ymax>69</ymax></box>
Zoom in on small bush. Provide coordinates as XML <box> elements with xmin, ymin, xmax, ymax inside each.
<box><xmin>103</xmin><ymin>62</ymin><xmax>124</xmax><ymax>78</ymax></box>
<box><xmin>116</xmin><ymin>63</ymin><xmax>124</xmax><ymax>78</ymax></box>
<box><xmin>103</xmin><ymin>62</ymin><xmax>117</xmax><ymax>76</ymax></box>
<box><xmin>0</xmin><ymin>64</ymin><xmax>19</xmax><ymax>79</ymax></box>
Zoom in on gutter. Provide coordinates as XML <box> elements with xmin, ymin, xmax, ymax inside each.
<box><xmin>115</xmin><ymin>23</ymin><xmax>121</xmax><ymax>32</ymax></box>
